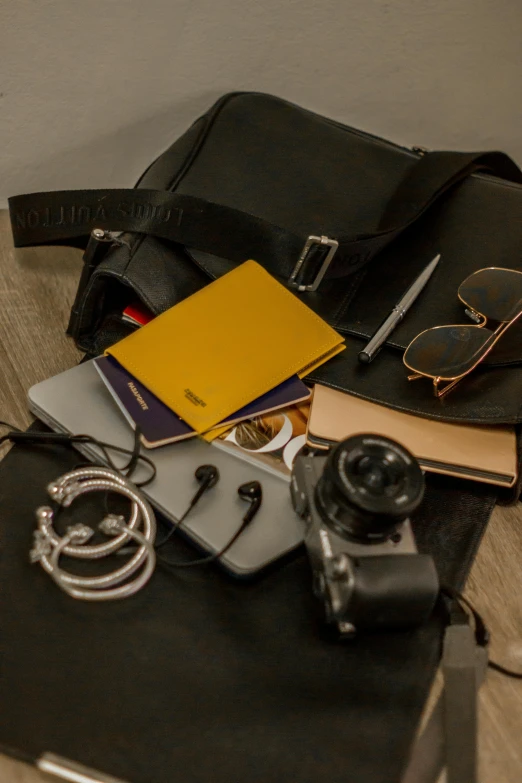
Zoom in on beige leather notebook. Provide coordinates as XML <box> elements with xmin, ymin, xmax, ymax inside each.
<box><xmin>307</xmin><ymin>385</ymin><xmax>518</xmax><ymax>487</ymax></box>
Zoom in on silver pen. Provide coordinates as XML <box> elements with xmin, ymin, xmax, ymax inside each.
<box><xmin>358</xmin><ymin>254</ymin><xmax>441</xmax><ymax>364</ymax></box>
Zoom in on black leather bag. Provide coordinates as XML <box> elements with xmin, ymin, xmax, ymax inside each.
<box><xmin>9</xmin><ymin>91</ymin><xmax>522</xmax><ymax>427</ymax></box>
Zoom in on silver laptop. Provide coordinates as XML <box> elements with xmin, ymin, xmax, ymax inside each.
<box><xmin>28</xmin><ymin>360</ymin><xmax>304</xmax><ymax>577</ymax></box>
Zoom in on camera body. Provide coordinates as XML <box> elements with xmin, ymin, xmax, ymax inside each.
<box><xmin>290</xmin><ymin>434</ymin><xmax>439</xmax><ymax>638</ymax></box>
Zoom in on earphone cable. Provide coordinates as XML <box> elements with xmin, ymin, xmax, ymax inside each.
<box><xmin>442</xmin><ymin>586</ymin><xmax>522</xmax><ymax>680</ymax></box>
<box><xmin>153</xmin><ymin>508</ymin><xmax>190</xmax><ymax>549</ymax></box>
<box><xmin>0</xmin><ymin>422</ymin><xmax>157</xmax><ymax>486</ymax></box>
<box><xmin>157</xmin><ymin>517</ymin><xmax>250</xmax><ymax>568</ymax></box>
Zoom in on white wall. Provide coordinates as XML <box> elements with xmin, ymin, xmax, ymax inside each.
<box><xmin>1</xmin><ymin>0</ymin><xmax>521</xmax><ymax>205</ymax></box>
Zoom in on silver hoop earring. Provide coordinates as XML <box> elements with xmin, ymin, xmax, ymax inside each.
<box><xmin>30</xmin><ymin>467</ymin><xmax>156</xmax><ymax>601</ymax></box>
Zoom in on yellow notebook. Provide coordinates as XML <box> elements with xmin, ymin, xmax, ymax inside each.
<box><xmin>108</xmin><ymin>261</ymin><xmax>345</xmax><ymax>433</ymax></box>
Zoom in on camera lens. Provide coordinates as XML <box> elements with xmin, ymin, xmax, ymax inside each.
<box><xmin>314</xmin><ymin>434</ymin><xmax>424</xmax><ymax>542</ymax></box>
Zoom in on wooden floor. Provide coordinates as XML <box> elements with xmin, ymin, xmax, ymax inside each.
<box><xmin>0</xmin><ymin>209</ymin><xmax>521</xmax><ymax>783</ymax></box>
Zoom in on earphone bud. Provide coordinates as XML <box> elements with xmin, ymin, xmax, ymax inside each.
<box><xmin>190</xmin><ymin>464</ymin><xmax>220</xmax><ymax>507</ymax></box>
<box><xmin>156</xmin><ymin>477</ymin><xmax>263</xmax><ymax>567</ymax></box>
<box><xmin>194</xmin><ymin>464</ymin><xmax>219</xmax><ymax>488</ymax></box>
<box><xmin>237</xmin><ymin>480</ymin><xmax>262</xmax><ymax>525</ymax></box>
<box><xmin>145</xmin><ymin>464</ymin><xmax>220</xmax><ymax>551</ymax></box>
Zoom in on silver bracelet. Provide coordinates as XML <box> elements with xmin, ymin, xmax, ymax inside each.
<box><xmin>45</xmin><ymin>466</ymin><xmax>141</xmax><ymax>558</ymax></box>
<box><xmin>30</xmin><ymin>467</ymin><xmax>157</xmax><ymax>601</ymax></box>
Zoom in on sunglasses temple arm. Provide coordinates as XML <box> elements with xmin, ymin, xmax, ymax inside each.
<box><xmin>433</xmin><ymin>377</ymin><xmax>463</xmax><ymax>398</ymax></box>
<box><xmin>407</xmin><ymin>372</ymin><xmax>464</xmax><ymax>397</ymax></box>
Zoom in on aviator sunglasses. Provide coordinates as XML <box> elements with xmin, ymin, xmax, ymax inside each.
<box><xmin>403</xmin><ymin>267</ymin><xmax>522</xmax><ymax>397</ymax></box>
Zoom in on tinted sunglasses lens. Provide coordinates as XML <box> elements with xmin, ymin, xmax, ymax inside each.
<box><xmin>459</xmin><ymin>268</ymin><xmax>522</xmax><ymax>322</ymax></box>
<box><xmin>404</xmin><ymin>325</ymin><xmax>493</xmax><ymax>379</ymax></box>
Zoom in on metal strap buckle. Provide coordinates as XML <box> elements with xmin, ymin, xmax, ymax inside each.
<box><xmin>288</xmin><ymin>235</ymin><xmax>339</xmax><ymax>292</ymax></box>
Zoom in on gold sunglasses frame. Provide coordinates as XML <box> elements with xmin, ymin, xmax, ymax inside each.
<box><xmin>403</xmin><ymin>266</ymin><xmax>522</xmax><ymax>398</ymax></box>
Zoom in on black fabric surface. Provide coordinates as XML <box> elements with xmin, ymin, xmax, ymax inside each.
<box><xmin>0</xmin><ymin>433</ymin><xmax>496</xmax><ymax>783</ymax></box>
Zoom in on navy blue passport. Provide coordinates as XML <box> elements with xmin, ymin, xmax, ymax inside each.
<box><xmin>94</xmin><ymin>355</ymin><xmax>310</xmax><ymax>448</ymax></box>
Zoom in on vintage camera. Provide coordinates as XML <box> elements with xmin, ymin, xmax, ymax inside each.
<box><xmin>290</xmin><ymin>434</ymin><xmax>439</xmax><ymax>637</ymax></box>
